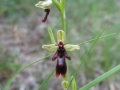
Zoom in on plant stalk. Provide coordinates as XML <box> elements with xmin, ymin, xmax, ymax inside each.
<box><xmin>60</xmin><ymin>0</ymin><xmax>68</xmax><ymax>81</ymax></box>
<box><xmin>53</xmin><ymin>0</ymin><xmax>68</xmax><ymax>81</ymax></box>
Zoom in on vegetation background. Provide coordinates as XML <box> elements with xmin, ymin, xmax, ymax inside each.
<box><xmin>0</xmin><ymin>0</ymin><xmax>120</xmax><ymax>90</ymax></box>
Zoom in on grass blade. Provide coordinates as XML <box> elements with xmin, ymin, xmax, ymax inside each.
<box><xmin>79</xmin><ymin>64</ymin><xmax>120</xmax><ymax>90</ymax></box>
<box><xmin>78</xmin><ymin>33</ymin><xmax>116</xmax><ymax>45</ymax></box>
<box><xmin>67</xmin><ymin>24</ymin><xmax>109</xmax><ymax>90</ymax></box>
<box><xmin>2</xmin><ymin>54</ymin><xmax>53</xmax><ymax>90</ymax></box>
<box><xmin>38</xmin><ymin>69</ymin><xmax>55</xmax><ymax>90</ymax></box>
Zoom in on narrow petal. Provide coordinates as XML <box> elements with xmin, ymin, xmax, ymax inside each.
<box><xmin>52</xmin><ymin>51</ymin><xmax>58</xmax><ymax>61</ymax></box>
<box><xmin>35</xmin><ymin>0</ymin><xmax>52</xmax><ymax>9</ymax></box>
<box><xmin>48</xmin><ymin>28</ymin><xmax>56</xmax><ymax>44</ymax></box>
<box><xmin>64</xmin><ymin>44</ymin><xmax>80</xmax><ymax>51</ymax></box>
<box><xmin>42</xmin><ymin>44</ymin><xmax>58</xmax><ymax>51</ymax></box>
<box><xmin>57</xmin><ymin>30</ymin><xmax>66</xmax><ymax>43</ymax></box>
<box><xmin>42</xmin><ymin>9</ymin><xmax>50</xmax><ymax>22</ymax></box>
<box><xmin>64</xmin><ymin>50</ymin><xmax>71</xmax><ymax>60</ymax></box>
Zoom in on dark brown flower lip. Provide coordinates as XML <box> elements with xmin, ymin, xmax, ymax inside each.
<box><xmin>52</xmin><ymin>41</ymin><xmax>71</xmax><ymax>78</ymax></box>
<box><xmin>42</xmin><ymin>9</ymin><xmax>50</xmax><ymax>22</ymax></box>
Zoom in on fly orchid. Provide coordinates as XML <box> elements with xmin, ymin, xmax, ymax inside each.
<box><xmin>35</xmin><ymin>0</ymin><xmax>52</xmax><ymax>22</ymax></box>
<box><xmin>42</xmin><ymin>30</ymin><xmax>80</xmax><ymax>78</ymax></box>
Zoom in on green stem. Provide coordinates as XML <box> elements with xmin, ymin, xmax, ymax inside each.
<box><xmin>60</xmin><ymin>0</ymin><xmax>65</xmax><ymax>8</ymax></box>
<box><xmin>63</xmin><ymin>12</ymin><xmax>66</xmax><ymax>32</ymax></box>
<box><xmin>52</xmin><ymin>0</ymin><xmax>61</xmax><ymax>11</ymax></box>
<box><xmin>60</xmin><ymin>8</ymin><xmax>66</xmax><ymax>32</ymax></box>
<box><xmin>52</xmin><ymin>0</ymin><xmax>66</xmax><ymax>32</ymax></box>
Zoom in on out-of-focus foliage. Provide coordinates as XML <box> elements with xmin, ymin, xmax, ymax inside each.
<box><xmin>0</xmin><ymin>0</ymin><xmax>36</xmax><ymax>21</ymax></box>
<box><xmin>0</xmin><ymin>45</ymin><xmax>21</xmax><ymax>84</ymax></box>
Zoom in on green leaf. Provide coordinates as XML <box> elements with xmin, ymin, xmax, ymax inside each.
<box><xmin>79</xmin><ymin>64</ymin><xmax>120</xmax><ymax>90</ymax></box>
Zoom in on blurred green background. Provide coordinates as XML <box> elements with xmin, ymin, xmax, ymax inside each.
<box><xmin>0</xmin><ymin>0</ymin><xmax>120</xmax><ymax>90</ymax></box>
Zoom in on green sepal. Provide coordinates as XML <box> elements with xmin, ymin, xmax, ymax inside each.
<box><xmin>64</xmin><ymin>44</ymin><xmax>80</xmax><ymax>51</ymax></box>
<box><xmin>42</xmin><ymin>44</ymin><xmax>58</xmax><ymax>51</ymax></box>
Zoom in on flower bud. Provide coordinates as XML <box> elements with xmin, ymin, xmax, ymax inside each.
<box><xmin>61</xmin><ymin>80</ymin><xmax>69</xmax><ymax>90</ymax></box>
<box><xmin>35</xmin><ymin>0</ymin><xmax>52</xmax><ymax>9</ymax></box>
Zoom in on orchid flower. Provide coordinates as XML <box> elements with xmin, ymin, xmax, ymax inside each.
<box><xmin>35</xmin><ymin>0</ymin><xmax>52</xmax><ymax>22</ymax></box>
<box><xmin>42</xmin><ymin>30</ymin><xmax>80</xmax><ymax>78</ymax></box>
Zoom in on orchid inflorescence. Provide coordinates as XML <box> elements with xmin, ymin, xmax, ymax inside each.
<box><xmin>35</xmin><ymin>0</ymin><xmax>80</xmax><ymax>78</ymax></box>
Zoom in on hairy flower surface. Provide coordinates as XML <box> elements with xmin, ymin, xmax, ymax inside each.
<box><xmin>42</xmin><ymin>30</ymin><xmax>80</xmax><ymax>78</ymax></box>
<box><xmin>35</xmin><ymin>0</ymin><xmax>52</xmax><ymax>22</ymax></box>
